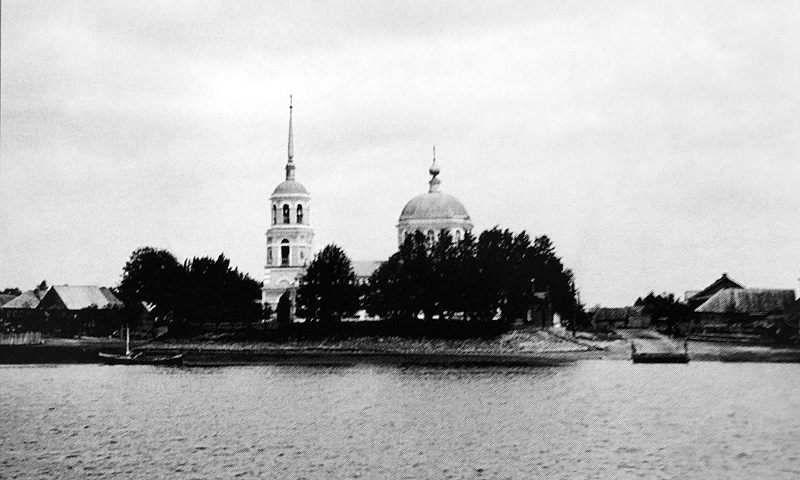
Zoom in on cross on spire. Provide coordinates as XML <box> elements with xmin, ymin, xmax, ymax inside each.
<box><xmin>285</xmin><ymin>95</ymin><xmax>295</xmax><ymax>181</ymax></box>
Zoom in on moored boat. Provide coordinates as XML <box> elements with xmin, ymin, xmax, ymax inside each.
<box><xmin>99</xmin><ymin>351</ymin><xmax>184</xmax><ymax>365</ymax></box>
<box><xmin>99</xmin><ymin>324</ymin><xmax>183</xmax><ymax>365</ymax></box>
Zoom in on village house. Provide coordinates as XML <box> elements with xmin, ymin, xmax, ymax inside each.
<box><xmin>0</xmin><ymin>287</ymin><xmax>49</xmax><ymax>331</ymax></box>
<box><xmin>351</xmin><ymin>261</ymin><xmax>381</xmax><ymax>286</ymax></box>
<box><xmin>685</xmin><ymin>273</ymin><xmax>744</xmax><ymax>310</ymax></box>
<box><xmin>693</xmin><ymin>288</ymin><xmax>796</xmax><ymax>333</ymax></box>
<box><xmin>37</xmin><ymin>285</ymin><xmax>125</xmax><ymax>336</ymax></box>
<box><xmin>590</xmin><ymin>306</ymin><xmax>652</xmax><ymax>331</ymax></box>
<box><xmin>591</xmin><ymin>307</ymin><xmax>629</xmax><ymax>331</ymax></box>
<box><xmin>0</xmin><ymin>293</ymin><xmax>18</xmax><ymax>308</ymax></box>
<box><xmin>1</xmin><ymin>289</ymin><xmax>47</xmax><ymax>310</ymax></box>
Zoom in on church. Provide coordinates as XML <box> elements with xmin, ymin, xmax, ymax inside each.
<box><xmin>261</xmin><ymin>98</ymin><xmax>314</xmax><ymax>308</ymax></box>
<box><xmin>261</xmin><ymin>100</ymin><xmax>473</xmax><ymax>312</ymax></box>
<box><xmin>396</xmin><ymin>146</ymin><xmax>473</xmax><ymax>247</ymax></box>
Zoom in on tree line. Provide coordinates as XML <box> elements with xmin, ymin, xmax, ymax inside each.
<box><xmin>117</xmin><ymin>247</ymin><xmax>262</xmax><ymax>333</ymax></box>
<box><xmin>297</xmin><ymin>228</ymin><xmax>582</xmax><ymax>328</ymax></box>
<box><xmin>114</xmin><ymin>227</ymin><xmax>581</xmax><ymax>335</ymax></box>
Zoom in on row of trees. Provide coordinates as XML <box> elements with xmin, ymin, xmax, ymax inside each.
<box><xmin>116</xmin><ymin>228</ymin><xmax>581</xmax><ymax>334</ymax></box>
<box><xmin>117</xmin><ymin>247</ymin><xmax>262</xmax><ymax>331</ymax></box>
<box><xmin>296</xmin><ymin>228</ymin><xmax>582</xmax><ymax>327</ymax></box>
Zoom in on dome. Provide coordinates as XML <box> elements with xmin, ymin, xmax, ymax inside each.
<box><xmin>399</xmin><ymin>192</ymin><xmax>470</xmax><ymax>222</ymax></box>
<box><xmin>396</xmin><ymin>149</ymin><xmax>473</xmax><ymax>247</ymax></box>
<box><xmin>272</xmin><ymin>180</ymin><xmax>309</xmax><ymax>196</ymax></box>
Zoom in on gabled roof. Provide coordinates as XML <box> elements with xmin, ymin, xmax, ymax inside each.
<box><xmin>351</xmin><ymin>261</ymin><xmax>382</xmax><ymax>279</ymax></box>
<box><xmin>688</xmin><ymin>273</ymin><xmax>744</xmax><ymax>302</ymax></box>
<box><xmin>593</xmin><ymin>307</ymin><xmax>629</xmax><ymax>321</ymax></box>
<box><xmin>39</xmin><ymin>285</ymin><xmax>124</xmax><ymax>310</ymax></box>
<box><xmin>695</xmin><ymin>288</ymin><xmax>796</xmax><ymax>315</ymax></box>
<box><xmin>0</xmin><ymin>289</ymin><xmax>46</xmax><ymax>309</ymax></box>
<box><xmin>628</xmin><ymin>305</ymin><xmax>647</xmax><ymax>316</ymax></box>
<box><xmin>0</xmin><ymin>294</ymin><xmax>17</xmax><ymax>307</ymax></box>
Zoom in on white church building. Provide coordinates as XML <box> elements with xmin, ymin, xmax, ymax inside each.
<box><xmin>261</xmin><ymin>100</ymin><xmax>473</xmax><ymax>312</ymax></box>
<box><xmin>397</xmin><ymin>147</ymin><xmax>473</xmax><ymax>247</ymax></box>
<box><xmin>262</xmin><ymin>98</ymin><xmax>314</xmax><ymax>308</ymax></box>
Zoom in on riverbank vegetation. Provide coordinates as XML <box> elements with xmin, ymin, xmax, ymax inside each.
<box><xmin>3</xmin><ymin>227</ymin><xmax>585</xmax><ymax>340</ymax></box>
<box><xmin>362</xmin><ymin>228</ymin><xmax>581</xmax><ymax>327</ymax></box>
<box><xmin>117</xmin><ymin>247</ymin><xmax>262</xmax><ymax>335</ymax></box>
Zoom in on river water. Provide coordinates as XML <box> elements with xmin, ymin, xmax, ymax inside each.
<box><xmin>1</xmin><ymin>361</ymin><xmax>798</xmax><ymax>479</ymax></box>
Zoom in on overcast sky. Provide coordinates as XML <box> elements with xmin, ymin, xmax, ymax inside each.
<box><xmin>2</xmin><ymin>1</ymin><xmax>798</xmax><ymax>306</ymax></box>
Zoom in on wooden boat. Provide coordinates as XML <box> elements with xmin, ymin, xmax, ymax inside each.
<box><xmin>99</xmin><ymin>351</ymin><xmax>184</xmax><ymax>365</ymax></box>
<box><xmin>631</xmin><ymin>340</ymin><xmax>690</xmax><ymax>364</ymax></box>
<box><xmin>99</xmin><ymin>324</ymin><xmax>183</xmax><ymax>366</ymax></box>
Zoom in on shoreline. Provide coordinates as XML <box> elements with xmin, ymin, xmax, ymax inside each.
<box><xmin>2</xmin><ymin>332</ymin><xmax>800</xmax><ymax>365</ymax></box>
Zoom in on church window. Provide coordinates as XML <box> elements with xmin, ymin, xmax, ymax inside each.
<box><xmin>283</xmin><ymin>204</ymin><xmax>290</xmax><ymax>224</ymax></box>
<box><xmin>281</xmin><ymin>239</ymin><xmax>290</xmax><ymax>266</ymax></box>
<box><xmin>267</xmin><ymin>247</ymin><xmax>273</xmax><ymax>265</ymax></box>
<box><xmin>297</xmin><ymin>204</ymin><xmax>304</xmax><ymax>224</ymax></box>
<box><xmin>426</xmin><ymin>230</ymin><xmax>435</xmax><ymax>244</ymax></box>
<box><xmin>454</xmin><ymin>229</ymin><xmax>462</xmax><ymax>242</ymax></box>
<box><xmin>272</xmin><ymin>205</ymin><xmax>277</xmax><ymax>225</ymax></box>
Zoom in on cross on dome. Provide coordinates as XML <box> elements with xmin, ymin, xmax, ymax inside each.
<box><xmin>428</xmin><ymin>146</ymin><xmax>441</xmax><ymax>193</ymax></box>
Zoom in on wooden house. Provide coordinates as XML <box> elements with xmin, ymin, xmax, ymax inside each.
<box><xmin>0</xmin><ymin>289</ymin><xmax>48</xmax><ymax>331</ymax></box>
<box><xmin>694</xmin><ymin>288</ymin><xmax>796</xmax><ymax>332</ymax></box>
<box><xmin>685</xmin><ymin>273</ymin><xmax>744</xmax><ymax>310</ymax></box>
<box><xmin>591</xmin><ymin>307</ymin><xmax>630</xmax><ymax>331</ymax></box>
<box><xmin>37</xmin><ymin>285</ymin><xmax>124</xmax><ymax>336</ymax></box>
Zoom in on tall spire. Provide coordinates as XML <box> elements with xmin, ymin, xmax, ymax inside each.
<box><xmin>428</xmin><ymin>145</ymin><xmax>441</xmax><ymax>193</ymax></box>
<box><xmin>285</xmin><ymin>95</ymin><xmax>295</xmax><ymax>181</ymax></box>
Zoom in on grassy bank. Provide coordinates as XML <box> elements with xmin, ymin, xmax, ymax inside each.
<box><xmin>2</xmin><ymin>328</ymin><xmax>799</xmax><ymax>365</ymax></box>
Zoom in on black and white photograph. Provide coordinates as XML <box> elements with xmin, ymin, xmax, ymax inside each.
<box><xmin>1</xmin><ymin>1</ymin><xmax>799</xmax><ymax>478</ymax></box>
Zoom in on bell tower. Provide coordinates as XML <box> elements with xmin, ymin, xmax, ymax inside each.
<box><xmin>262</xmin><ymin>97</ymin><xmax>314</xmax><ymax>310</ymax></box>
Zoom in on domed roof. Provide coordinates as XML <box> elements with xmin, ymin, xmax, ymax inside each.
<box><xmin>399</xmin><ymin>149</ymin><xmax>470</xmax><ymax>223</ymax></box>
<box><xmin>399</xmin><ymin>191</ymin><xmax>470</xmax><ymax>221</ymax></box>
<box><xmin>272</xmin><ymin>180</ymin><xmax>309</xmax><ymax>196</ymax></box>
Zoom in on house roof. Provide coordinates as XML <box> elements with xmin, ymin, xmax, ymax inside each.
<box><xmin>695</xmin><ymin>288</ymin><xmax>796</xmax><ymax>315</ymax></box>
<box><xmin>40</xmin><ymin>285</ymin><xmax>124</xmax><ymax>310</ymax></box>
<box><xmin>0</xmin><ymin>289</ymin><xmax>46</xmax><ymax>309</ymax></box>
<box><xmin>0</xmin><ymin>294</ymin><xmax>17</xmax><ymax>307</ymax></box>
<box><xmin>688</xmin><ymin>273</ymin><xmax>744</xmax><ymax>302</ymax></box>
<box><xmin>593</xmin><ymin>307</ymin><xmax>629</xmax><ymax>321</ymax></box>
<box><xmin>628</xmin><ymin>305</ymin><xmax>647</xmax><ymax>316</ymax></box>
<box><xmin>351</xmin><ymin>261</ymin><xmax>382</xmax><ymax>279</ymax></box>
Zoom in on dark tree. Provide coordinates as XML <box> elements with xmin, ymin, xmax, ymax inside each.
<box><xmin>471</xmin><ymin>228</ymin><xmax>533</xmax><ymax>321</ymax></box>
<box><xmin>180</xmin><ymin>254</ymin><xmax>262</xmax><ymax>325</ymax></box>
<box><xmin>118</xmin><ymin>248</ymin><xmax>262</xmax><ymax>335</ymax></box>
<box><xmin>364</xmin><ymin>254</ymin><xmax>403</xmax><ymax>319</ymax></box>
<box><xmin>364</xmin><ymin>227</ymin><xmax>581</xmax><ymax>328</ymax></box>
<box><xmin>366</xmin><ymin>231</ymin><xmax>467</xmax><ymax>321</ymax></box>
<box><xmin>297</xmin><ymin>244</ymin><xmax>358</xmax><ymax>324</ymax></box>
<box><xmin>1</xmin><ymin>287</ymin><xmax>21</xmax><ymax>296</ymax></box>
<box><xmin>118</xmin><ymin>247</ymin><xmax>185</xmax><ymax>318</ymax></box>
<box><xmin>276</xmin><ymin>291</ymin><xmax>292</xmax><ymax>325</ymax></box>
<box><xmin>400</xmin><ymin>232</ymin><xmax>436</xmax><ymax>320</ymax></box>
<box><xmin>635</xmin><ymin>292</ymin><xmax>691</xmax><ymax>334</ymax></box>
<box><xmin>261</xmin><ymin>302</ymin><xmax>274</xmax><ymax>322</ymax></box>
